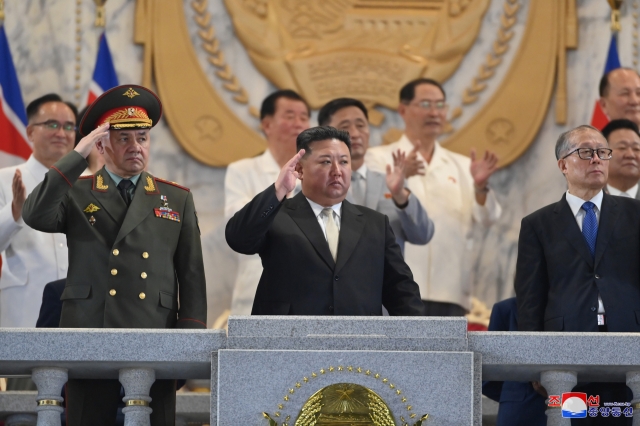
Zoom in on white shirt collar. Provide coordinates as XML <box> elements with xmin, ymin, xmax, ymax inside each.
<box><xmin>353</xmin><ymin>164</ymin><xmax>367</xmax><ymax>180</ymax></box>
<box><xmin>305</xmin><ymin>197</ymin><xmax>342</xmax><ymax>219</ymax></box>
<box><xmin>608</xmin><ymin>183</ymin><xmax>639</xmax><ymax>198</ymax></box>
<box><xmin>565</xmin><ymin>189</ymin><xmax>604</xmax><ymax>217</ymax></box>
<box><xmin>25</xmin><ymin>154</ymin><xmax>50</xmax><ymax>180</ymax></box>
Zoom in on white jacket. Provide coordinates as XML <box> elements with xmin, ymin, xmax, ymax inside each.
<box><xmin>0</xmin><ymin>155</ymin><xmax>68</xmax><ymax>327</ymax></box>
<box><xmin>224</xmin><ymin>150</ymin><xmax>300</xmax><ymax>315</ymax></box>
<box><xmin>366</xmin><ymin>136</ymin><xmax>501</xmax><ymax>310</ymax></box>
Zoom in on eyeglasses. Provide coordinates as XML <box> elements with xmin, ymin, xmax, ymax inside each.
<box><xmin>408</xmin><ymin>100</ymin><xmax>447</xmax><ymax>110</ymax></box>
<box><xmin>31</xmin><ymin>120</ymin><xmax>77</xmax><ymax>133</ymax></box>
<box><xmin>562</xmin><ymin>148</ymin><xmax>613</xmax><ymax>160</ymax></box>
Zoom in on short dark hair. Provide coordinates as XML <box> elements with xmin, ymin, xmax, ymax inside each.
<box><xmin>26</xmin><ymin>93</ymin><xmax>78</xmax><ymax>122</ymax></box>
<box><xmin>296</xmin><ymin>126</ymin><xmax>351</xmax><ymax>156</ymax></box>
<box><xmin>599</xmin><ymin>67</ymin><xmax>640</xmax><ymax>97</ymax></box>
<box><xmin>602</xmin><ymin>118</ymin><xmax>640</xmax><ymax>140</ymax></box>
<box><xmin>260</xmin><ymin>89</ymin><xmax>310</xmax><ymax>120</ymax></box>
<box><xmin>317</xmin><ymin>98</ymin><xmax>368</xmax><ymax>126</ymax></box>
<box><xmin>399</xmin><ymin>78</ymin><xmax>446</xmax><ymax>103</ymax></box>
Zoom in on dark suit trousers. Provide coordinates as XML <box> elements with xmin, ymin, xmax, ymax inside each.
<box><xmin>66</xmin><ymin>379</ymin><xmax>176</xmax><ymax>426</ymax></box>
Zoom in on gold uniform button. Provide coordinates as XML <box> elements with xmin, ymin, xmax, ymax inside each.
<box><xmin>139</xmin><ymin>292</ymin><xmax>146</xmax><ymax>300</ymax></box>
<box><xmin>112</xmin><ymin>249</ymin><xmax>119</xmax><ymax>256</ymax></box>
<box><xmin>109</xmin><ymin>289</ymin><xmax>116</xmax><ymax>296</ymax></box>
<box><xmin>111</xmin><ymin>269</ymin><xmax>118</xmax><ymax>276</ymax></box>
<box><xmin>142</xmin><ymin>252</ymin><xmax>149</xmax><ymax>259</ymax></box>
<box><xmin>141</xmin><ymin>272</ymin><xmax>147</xmax><ymax>279</ymax></box>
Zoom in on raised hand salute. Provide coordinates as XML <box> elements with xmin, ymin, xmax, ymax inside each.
<box><xmin>275</xmin><ymin>149</ymin><xmax>305</xmax><ymax>201</ymax></box>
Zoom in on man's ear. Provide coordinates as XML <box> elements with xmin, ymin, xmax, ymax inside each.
<box><xmin>295</xmin><ymin>162</ymin><xmax>303</xmax><ymax>180</ymax></box>
<box><xmin>261</xmin><ymin>116</ymin><xmax>272</xmax><ymax>136</ymax></box>
<box><xmin>96</xmin><ymin>139</ymin><xmax>105</xmax><ymax>154</ymax></box>
<box><xmin>26</xmin><ymin>125</ymin><xmax>35</xmax><ymax>142</ymax></box>
<box><xmin>557</xmin><ymin>158</ymin><xmax>567</xmax><ymax>175</ymax></box>
<box><xmin>398</xmin><ymin>103</ymin><xmax>407</xmax><ymax>118</ymax></box>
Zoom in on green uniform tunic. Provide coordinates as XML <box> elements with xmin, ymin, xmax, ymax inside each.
<box><xmin>23</xmin><ymin>151</ymin><xmax>206</xmax><ymax>329</ymax></box>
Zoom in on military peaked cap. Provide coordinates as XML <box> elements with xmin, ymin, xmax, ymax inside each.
<box><xmin>79</xmin><ymin>85</ymin><xmax>162</xmax><ymax>136</ymax></box>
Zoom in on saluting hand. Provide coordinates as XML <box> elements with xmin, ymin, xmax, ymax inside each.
<box><xmin>11</xmin><ymin>169</ymin><xmax>26</xmax><ymax>222</ymax></box>
<box><xmin>275</xmin><ymin>149</ymin><xmax>305</xmax><ymax>201</ymax></box>
<box><xmin>74</xmin><ymin>122</ymin><xmax>110</xmax><ymax>159</ymax></box>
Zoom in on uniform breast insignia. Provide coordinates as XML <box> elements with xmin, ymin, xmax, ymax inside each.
<box><xmin>96</xmin><ymin>175</ymin><xmax>109</xmax><ymax>190</ymax></box>
<box><xmin>144</xmin><ymin>176</ymin><xmax>156</xmax><ymax>192</ymax></box>
<box><xmin>89</xmin><ymin>216</ymin><xmax>96</xmax><ymax>226</ymax></box>
<box><xmin>154</xmin><ymin>195</ymin><xmax>180</xmax><ymax>222</ymax></box>
<box><xmin>84</xmin><ymin>203</ymin><xmax>101</xmax><ymax>213</ymax></box>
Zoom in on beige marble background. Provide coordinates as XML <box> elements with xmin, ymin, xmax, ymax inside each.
<box><xmin>2</xmin><ymin>0</ymin><xmax>637</xmax><ymax>324</ymax></box>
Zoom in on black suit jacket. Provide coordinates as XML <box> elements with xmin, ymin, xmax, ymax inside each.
<box><xmin>225</xmin><ymin>185</ymin><xmax>424</xmax><ymax>316</ymax></box>
<box><xmin>36</xmin><ymin>279</ymin><xmax>66</xmax><ymax>328</ymax></box>
<box><xmin>515</xmin><ymin>193</ymin><xmax>640</xmax><ymax>332</ymax></box>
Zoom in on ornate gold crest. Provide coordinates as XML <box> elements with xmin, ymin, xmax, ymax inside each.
<box><xmin>123</xmin><ymin>88</ymin><xmax>140</xmax><ymax>99</ymax></box>
<box><xmin>224</xmin><ymin>0</ymin><xmax>490</xmax><ymax>109</ymax></box>
<box><xmin>96</xmin><ymin>175</ymin><xmax>109</xmax><ymax>190</ymax></box>
<box><xmin>83</xmin><ymin>203</ymin><xmax>101</xmax><ymax>213</ymax></box>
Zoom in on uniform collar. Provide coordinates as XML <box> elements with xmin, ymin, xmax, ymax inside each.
<box><xmin>104</xmin><ymin>168</ymin><xmax>141</xmax><ymax>187</ymax></box>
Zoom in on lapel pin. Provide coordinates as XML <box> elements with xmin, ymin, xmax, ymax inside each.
<box><xmin>89</xmin><ymin>216</ymin><xmax>96</xmax><ymax>226</ymax></box>
<box><xmin>84</xmin><ymin>203</ymin><xmax>101</xmax><ymax>213</ymax></box>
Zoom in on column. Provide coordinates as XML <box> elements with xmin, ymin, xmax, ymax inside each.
<box><xmin>31</xmin><ymin>367</ymin><xmax>67</xmax><ymax>426</ymax></box>
<box><xmin>626</xmin><ymin>371</ymin><xmax>640</xmax><ymax>426</ymax></box>
<box><xmin>119</xmin><ymin>368</ymin><xmax>155</xmax><ymax>426</ymax></box>
<box><xmin>540</xmin><ymin>370</ymin><xmax>577</xmax><ymax>426</ymax></box>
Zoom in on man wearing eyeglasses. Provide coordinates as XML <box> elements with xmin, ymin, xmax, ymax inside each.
<box><xmin>366</xmin><ymin>78</ymin><xmax>502</xmax><ymax>317</ymax></box>
<box><xmin>515</xmin><ymin>125</ymin><xmax>639</xmax><ymax>426</ymax></box>
<box><xmin>515</xmin><ymin>125</ymin><xmax>640</xmax><ymax>334</ymax></box>
<box><xmin>0</xmin><ymin>93</ymin><xmax>76</xmax><ymax>328</ymax></box>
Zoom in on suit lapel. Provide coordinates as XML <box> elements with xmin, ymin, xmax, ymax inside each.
<box><xmin>285</xmin><ymin>193</ymin><xmax>335</xmax><ymax>270</ymax></box>
<box><xmin>554</xmin><ymin>194</ymin><xmax>594</xmax><ymax>268</ymax></box>
<box><xmin>364</xmin><ymin>170</ymin><xmax>385</xmax><ymax>210</ymax></box>
<box><xmin>90</xmin><ymin>169</ymin><xmax>128</xmax><ymax>225</ymax></box>
<box><xmin>114</xmin><ymin>172</ymin><xmax>159</xmax><ymax>245</ymax></box>
<box><xmin>594</xmin><ymin>193</ymin><xmax>618</xmax><ymax>268</ymax></box>
<box><xmin>334</xmin><ymin>200</ymin><xmax>365</xmax><ymax>274</ymax></box>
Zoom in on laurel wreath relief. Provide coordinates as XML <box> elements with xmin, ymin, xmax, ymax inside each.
<box><xmin>191</xmin><ymin>0</ymin><xmax>260</xmax><ymax>118</ymax></box>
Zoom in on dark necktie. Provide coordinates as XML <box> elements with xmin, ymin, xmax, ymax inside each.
<box><xmin>117</xmin><ymin>179</ymin><xmax>133</xmax><ymax>206</ymax></box>
<box><xmin>581</xmin><ymin>201</ymin><xmax>597</xmax><ymax>258</ymax></box>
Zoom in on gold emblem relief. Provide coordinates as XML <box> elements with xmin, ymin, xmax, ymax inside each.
<box><xmin>486</xmin><ymin>118</ymin><xmax>515</xmax><ymax>145</ymax></box>
<box><xmin>96</xmin><ymin>175</ymin><xmax>109</xmax><ymax>190</ymax></box>
<box><xmin>224</xmin><ymin>0</ymin><xmax>490</xmax><ymax>110</ymax></box>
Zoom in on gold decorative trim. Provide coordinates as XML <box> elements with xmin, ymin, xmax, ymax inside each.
<box><xmin>74</xmin><ymin>0</ymin><xmax>83</xmax><ymax>104</ymax></box>
<box><xmin>632</xmin><ymin>1</ymin><xmax>639</xmax><ymax>67</ymax></box>
<box><xmin>37</xmin><ymin>399</ymin><xmax>62</xmax><ymax>406</ymax></box>
<box><xmin>125</xmin><ymin>399</ymin><xmax>150</xmax><ymax>407</ymax></box>
<box><xmin>94</xmin><ymin>0</ymin><xmax>107</xmax><ymax>27</ymax></box>
<box><xmin>267</xmin><ymin>365</ymin><xmax>422</xmax><ymax>426</ymax></box>
<box><xmin>96</xmin><ymin>175</ymin><xmax>109</xmax><ymax>190</ymax></box>
<box><xmin>191</xmin><ymin>0</ymin><xmax>259</xmax><ymax>117</ymax></box>
<box><xmin>461</xmin><ymin>0</ymin><xmax>520</xmax><ymax>107</ymax></box>
<box><xmin>143</xmin><ymin>176</ymin><xmax>155</xmax><ymax>192</ymax></box>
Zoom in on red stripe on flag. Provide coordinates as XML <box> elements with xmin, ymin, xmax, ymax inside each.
<box><xmin>590</xmin><ymin>101</ymin><xmax>609</xmax><ymax>131</ymax></box>
<box><xmin>0</xmin><ymin>104</ymin><xmax>30</xmax><ymax>159</ymax></box>
<box><xmin>87</xmin><ymin>91</ymin><xmax>98</xmax><ymax>105</ymax></box>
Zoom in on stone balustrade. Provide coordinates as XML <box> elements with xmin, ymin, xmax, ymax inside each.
<box><xmin>0</xmin><ymin>319</ymin><xmax>639</xmax><ymax>426</ymax></box>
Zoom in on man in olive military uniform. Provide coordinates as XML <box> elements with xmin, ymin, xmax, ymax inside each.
<box><xmin>22</xmin><ymin>85</ymin><xmax>207</xmax><ymax>426</ymax></box>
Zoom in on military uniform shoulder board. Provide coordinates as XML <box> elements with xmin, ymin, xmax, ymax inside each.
<box><xmin>155</xmin><ymin>177</ymin><xmax>190</xmax><ymax>192</ymax></box>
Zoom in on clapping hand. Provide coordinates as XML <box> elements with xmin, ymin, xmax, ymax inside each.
<box><xmin>11</xmin><ymin>169</ymin><xmax>26</xmax><ymax>222</ymax></box>
<box><xmin>386</xmin><ymin>149</ymin><xmax>409</xmax><ymax>205</ymax></box>
<box><xmin>404</xmin><ymin>145</ymin><xmax>425</xmax><ymax>178</ymax></box>
<box><xmin>470</xmin><ymin>148</ymin><xmax>499</xmax><ymax>189</ymax></box>
<box><xmin>275</xmin><ymin>149</ymin><xmax>305</xmax><ymax>201</ymax></box>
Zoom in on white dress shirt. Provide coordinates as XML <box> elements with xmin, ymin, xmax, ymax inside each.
<box><xmin>305</xmin><ymin>197</ymin><xmax>342</xmax><ymax>239</ymax></box>
<box><xmin>565</xmin><ymin>189</ymin><xmax>605</xmax><ymax>314</ymax></box>
<box><xmin>0</xmin><ymin>155</ymin><xmax>68</xmax><ymax>327</ymax></box>
<box><xmin>607</xmin><ymin>183</ymin><xmax>639</xmax><ymax>198</ymax></box>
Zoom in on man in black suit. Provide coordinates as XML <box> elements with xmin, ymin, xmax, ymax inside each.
<box><xmin>515</xmin><ymin>124</ymin><xmax>640</xmax><ymax>332</ymax></box>
<box><xmin>225</xmin><ymin>126</ymin><xmax>424</xmax><ymax>316</ymax></box>
<box><xmin>515</xmin><ymin>125</ymin><xmax>640</xmax><ymax>425</ymax></box>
